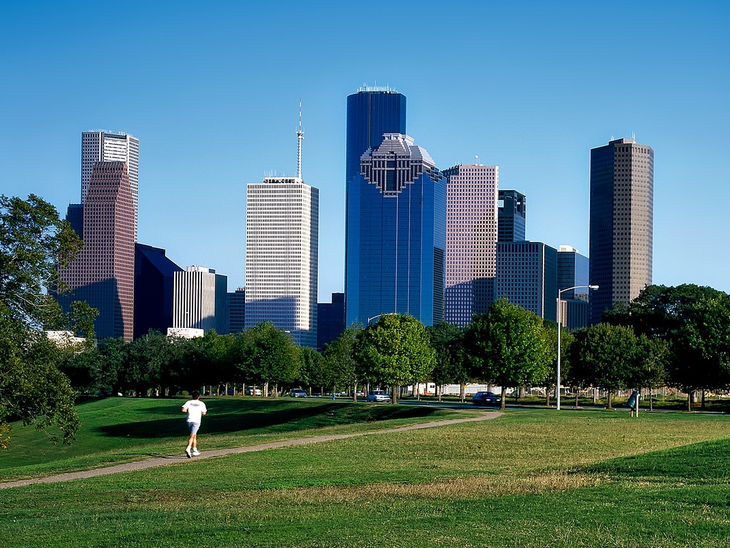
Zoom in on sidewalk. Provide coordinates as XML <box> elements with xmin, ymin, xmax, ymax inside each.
<box><xmin>0</xmin><ymin>412</ymin><xmax>501</xmax><ymax>490</ymax></box>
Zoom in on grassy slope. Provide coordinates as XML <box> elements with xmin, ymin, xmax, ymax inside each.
<box><xmin>0</xmin><ymin>396</ymin><xmax>467</xmax><ymax>481</ymax></box>
<box><xmin>2</xmin><ymin>403</ymin><xmax>730</xmax><ymax>547</ymax></box>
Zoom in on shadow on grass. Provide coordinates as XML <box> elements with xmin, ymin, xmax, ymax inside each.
<box><xmin>583</xmin><ymin>437</ymin><xmax>730</xmax><ymax>483</ymax></box>
<box><xmin>94</xmin><ymin>400</ymin><xmax>447</xmax><ymax>439</ymax></box>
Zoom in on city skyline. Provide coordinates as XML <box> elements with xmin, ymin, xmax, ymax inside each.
<box><xmin>2</xmin><ymin>2</ymin><xmax>729</xmax><ymax>300</ymax></box>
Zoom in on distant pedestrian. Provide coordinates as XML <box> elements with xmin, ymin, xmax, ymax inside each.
<box><xmin>182</xmin><ymin>392</ymin><xmax>207</xmax><ymax>458</ymax></box>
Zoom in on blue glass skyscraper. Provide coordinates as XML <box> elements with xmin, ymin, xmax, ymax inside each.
<box><xmin>346</xmin><ymin>87</ymin><xmax>406</xmax><ymax>186</ymax></box>
<box><xmin>345</xmin><ymin>133</ymin><xmax>446</xmax><ymax>327</ymax></box>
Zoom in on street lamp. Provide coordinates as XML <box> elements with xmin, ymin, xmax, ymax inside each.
<box><xmin>556</xmin><ymin>285</ymin><xmax>598</xmax><ymax>410</ymax></box>
<box><xmin>367</xmin><ymin>313</ymin><xmax>397</xmax><ymax>325</ymax></box>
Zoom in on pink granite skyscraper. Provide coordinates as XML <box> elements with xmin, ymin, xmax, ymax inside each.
<box><xmin>60</xmin><ymin>162</ymin><xmax>135</xmax><ymax>341</ymax></box>
<box><xmin>442</xmin><ymin>163</ymin><xmax>499</xmax><ymax>327</ymax></box>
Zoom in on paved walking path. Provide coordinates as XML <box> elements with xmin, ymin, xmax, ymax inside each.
<box><xmin>0</xmin><ymin>411</ymin><xmax>501</xmax><ymax>490</ymax></box>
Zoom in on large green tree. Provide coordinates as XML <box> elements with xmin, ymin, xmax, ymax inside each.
<box><xmin>464</xmin><ymin>299</ymin><xmax>552</xmax><ymax>410</ymax></box>
<box><xmin>0</xmin><ymin>194</ymin><xmax>84</xmax><ymax>447</ymax></box>
<box><xmin>605</xmin><ymin>284</ymin><xmax>730</xmax><ymax>408</ymax></box>
<box><xmin>323</xmin><ymin>324</ymin><xmax>363</xmax><ymax>399</ymax></box>
<box><xmin>426</xmin><ymin>322</ymin><xmax>466</xmax><ymax>401</ymax></box>
<box><xmin>232</xmin><ymin>322</ymin><xmax>299</xmax><ymax>396</ymax></box>
<box><xmin>355</xmin><ymin>314</ymin><xmax>436</xmax><ymax>403</ymax></box>
<box><xmin>571</xmin><ymin>323</ymin><xmax>639</xmax><ymax>410</ymax></box>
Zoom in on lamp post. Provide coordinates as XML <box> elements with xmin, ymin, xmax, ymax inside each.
<box><xmin>367</xmin><ymin>312</ymin><xmax>397</xmax><ymax>325</ymax></box>
<box><xmin>556</xmin><ymin>285</ymin><xmax>598</xmax><ymax>410</ymax></box>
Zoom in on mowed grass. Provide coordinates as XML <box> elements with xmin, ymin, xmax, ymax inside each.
<box><xmin>2</xmin><ymin>402</ymin><xmax>730</xmax><ymax>547</ymax></box>
<box><xmin>0</xmin><ymin>396</ymin><xmax>466</xmax><ymax>482</ymax></box>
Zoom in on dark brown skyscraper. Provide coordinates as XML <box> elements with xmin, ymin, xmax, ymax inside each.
<box><xmin>589</xmin><ymin>138</ymin><xmax>654</xmax><ymax>324</ymax></box>
<box><xmin>60</xmin><ymin>162</ymin><xmax>135</xmax><ymax>341</ymax></box>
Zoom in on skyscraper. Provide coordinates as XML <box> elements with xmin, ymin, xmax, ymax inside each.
<box><xmin>497</xmin><ymin>190</ymin><xmax>526</xmax><ymax>242</ymax></box>
<box><xmin>345</xmin><ymin>133</ymin><xmax>446</xmax><ymax>327</ymax></box>
<box><xmin>557</xmin><ymin>245</ymin><xmax>590</xmax><ymax>330</ymax></box>
<box><xmin>82</xmin><ymin>131</ymin><xmax>139</xmax><ymax>239</ymax></box>
<box><xmin>134</xmin><ymin>243</ymin><xmax>182</xmax><ymax>339</ymax></box>
<box><xmin>346</xmin><ymin>86</ymin><xmax>406</xmax><ymax>186</ymax></box>
<box><xmin>172</xmin><ymin>266</ymin><xmax>228</xmax><ymax>334</ymax></box>
<box><xmin>245</xmin><ymin>177</ymin><xmax>319</xmax><ymax>347</ymax></box>
<box><xmin>589</xmin><ymin>137</ymin><xmax>653</xmax><ymax>324</ymax></box>
<box><xmin>59</xmin><ymin>162</ymin><xmax>135</xmax><ymax>341</ymax></box>
<box><xmin>442</xmin><ymin>163</ymin><xmax>499</xmax><ymax>327</ymax></box>
<box><xmin>496</xmin><ymin>241</ymin><xmax>557</xmax><ymax>322</ymax></box>
<box><xmin>228</xmin><ymin>288</ymin><xmax>246</xmax><ymax>335</ymax></box>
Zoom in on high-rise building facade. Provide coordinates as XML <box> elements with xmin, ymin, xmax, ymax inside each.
<box><xmin>172</xmin><ymin>266</ymin><xmax>228</xmax><ymax>334</ymax></box>
<box><xmin>228</xmin><ymin>288</ymin><xmax>246</xmax><ymax>335</ymax></box>
<box><xmin>496</xmin><ymin>241</ymin><xmax>557</xmax><ymax>321</ymax></box>
<box><xmin>59</xmin><ymin>162</ymin><xmax>135</xmax><ymax>341</ymax></box>
<box><xmin>317</xmin><ymin>292</ymin><xmax>345</xmax><ymax>351</ymax></box>
<box><xmin>134</xmin><ymin>243</ymin><xmax>182</xmax><ymax>339</ymax></box>
<box><xmin>346</xmin><ymin>133</ymin><xmax>446</xmax><ymax>327</ymax></box>
<box><xmin>346</xmin><ymin>86</ymin><xmax>406</xmax><ymax>186</ymax></box>
<box><xmin>245</xmin><ymin>177</ymin><xmax>319</xmax><ymax>347</ymax></box>
<box><xmin>442</xmin><ymin>163</ymin><xmax>499</xmax><ymax>327</ymax></box>
<box><xmin>589</xmin><ymin>138</ymin><xmax>653</xmax><ymax>324</ymax></box>
<box><xmin>82</xmin><ymin>131</ymin><xmax>139</xmax><ymax>239</ymax></box>
<box><xmin>557</xmin><ymin>245</ymin><xmax>590</xmax><ymax>330</ymax></box>
<box><xmin>498</xmin><ymin>190</ymin><xmax>526</xmax><ymax>242</ymax></box>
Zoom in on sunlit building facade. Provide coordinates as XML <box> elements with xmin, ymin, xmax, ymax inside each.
<box><xmin>442</xmin><ymin>163</ymin><xmax>499</xmax><ymax>327</ymax></box>
<box><xmin>589</xmin><ymin>138</ymin><xmax>653</xmax><ymax>324</ymax></box>
<box><xmin>245</xmin><ymin>177</ymin><xmax>319</xmax><ymax>347</ymax></box>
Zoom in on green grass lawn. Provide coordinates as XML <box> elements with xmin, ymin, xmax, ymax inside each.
<box><xmin>2</xmin><ymin>399</ymin><xmax>730</xmax><ymax>547</ymax></box>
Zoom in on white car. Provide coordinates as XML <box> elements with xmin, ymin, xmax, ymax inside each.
<box><xmin>367</xmin><ymin>390</ymin><xmax>391</xmax><ymax>403</ymax></box>
<box><xmin>245</xmin><ymin>387</ymin><xmax>262</xmax><ymax>396</ymax></box>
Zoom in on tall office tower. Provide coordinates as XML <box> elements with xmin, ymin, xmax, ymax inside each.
<box><xmin>245</xmin><ymin>177</ymin><xmax>319</xmax><ymax>347</ymax></box>
<box><xmin>228</xmin><ymin>288</ymin><xmax>246</xmax><ymax>335</ymax></box>
<box><xmin>498</xmin><ymin>190</ymin><xmax>526</xmax><ymax>242</ymax></box>
<box><xmin>134</xmin><ymin>243</ymin><xmax>182</xmax><ymax>339</ymax></box>
<box><xmin>317</xmin><ymin>292</ymin><xmax>345</xmax><ymax>351</ymax></box>
<box><xmin>172</xmin><ymin>266</ymin><xmax>229</xmax><ymax>334</ymax></box>
<box><xmin>442</xmin><ymin>163</ymin><xmax>499</xmax><ymax>327</ymax></box>
<box><xmin>82</xmin><ymin>131</ymin><xmax>140</xmax><ymax>239</ymax></box>
<box><xmin>59</xmin><ymin>162</ymin><xmax>135</xmax><ymax>341</ymax></box>
<box><xmin>589</xmin><ymin>137</ymin><xmax>654</xmax><ymax>324</ymax></box>
<box><xmin>496</xmin><ymin>241</ymin><xmax>557</xmax><ymax>321</ymax></box>
<box><xmin>346</xmin><ymin>133</ymin><xmax>446</xmax><ymax>327</ymax></box>
<box><xmin>346</xmin><ymin>86</ymin><xmax>406</xmax><ymax>186</ymax></box>
<box><xmin>557</xmin><ymin>245</ymin><xmax>590</xmax><ymax>330</ymax></box>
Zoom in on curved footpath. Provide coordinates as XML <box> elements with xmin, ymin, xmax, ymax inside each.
<box><xmin>0</xmin><ymin>411</ymin><xmax>501</xmax><ymax>490</ymax></box>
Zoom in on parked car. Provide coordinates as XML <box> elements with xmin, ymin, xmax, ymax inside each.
<box><xmin>245</xmin><ymin>387</ymin><xmax>262</xmax><ymax>396</ymax></box>
<box><xmin>472</xmin><ymin>391</ymin><xmax>499</xmax><ymax>406</ymax></box>
<box><xmin>289</xmin><ymin>388</ymin><xmax>307</xmax><ymax>398</ymax></box>
<box><xmin>367</xmin><ymin>390</ymin><xmax>391</xmax><ymax>403</ymax></box>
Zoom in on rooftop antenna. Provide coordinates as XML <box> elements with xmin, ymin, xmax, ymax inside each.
<box><xmin>475</xmin><ymin>155</ymin><xmax>479</xmax><ymax>165</ymax></box>
<box><xmin>296</xmin><ymin>99</ymin><xmax>304</xmax><ymax>180</ymax></box>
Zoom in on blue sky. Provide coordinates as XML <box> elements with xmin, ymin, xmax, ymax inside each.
<box><xmin>2</xmin><ymin>0</ymin><xmax>729</xmax><ymax>299</ymax></box>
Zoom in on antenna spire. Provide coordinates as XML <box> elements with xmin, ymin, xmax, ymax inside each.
<box><xmin>296</xmin><ymin>99</ymin><xmax>304</xmax><ymax>180</ymax></box>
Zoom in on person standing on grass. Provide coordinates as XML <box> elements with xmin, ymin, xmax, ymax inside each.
<box><xmin>182</xmin><ymin>392</ymin><xmax>207</xmax><ymax>458</ymax></box>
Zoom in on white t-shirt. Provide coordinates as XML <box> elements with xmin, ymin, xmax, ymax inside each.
<box><xmin>183</xmin><ymin>399</ymin><xmax>207</xmax><ymax>423</ymax></box>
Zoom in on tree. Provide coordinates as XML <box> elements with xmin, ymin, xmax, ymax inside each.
<box><xmin>426</xmin><ymin>322</ymin><xmax>466</xmax><ymax>401</ymax></box>
<box><xmin>355</xmin><ymin>314</ymin><xmax>436</xmax><ymax>403</ymax></box>
<box><xmin>675</xmin><ymin>295</ymin><xmax>730</xmax><ymax>411</ymax></box>
<box><xmin>632</xmin><ymin>335</ymin><xmax>669</xmax><ymax>411</ymax></box>
<box><xmin>571</xmin><ymin>323</ymin><xmax>639</xmax><ymax>410</ymax></box>
<box><xmin>323</xmin><ymin>324</ymin><xmax>363</xmax><ymax>399</ymax></box>
<box><xmin>463</xmin><ymin>299</ymin><xmax>552</xmax><ymax>410</ymax></box>
<box><xmin>233</xmin><ymin>322</ymin><xmax>299</xmax><ymax>396</ymax></box>
<box><xmin>0</xmin><ymin>194</ymin><xmax>84</xmax><ymax>447</ymax></box>
<box><xmin>605</xmin><ymin>285</ymin><xmax>730</xmax><ymax>409</ymax></box>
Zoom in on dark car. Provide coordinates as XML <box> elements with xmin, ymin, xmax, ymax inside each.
<box><xmin>472</xmin><ymin>391</ymin><xmax>499</xmax><ymax>406</ymax></box>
